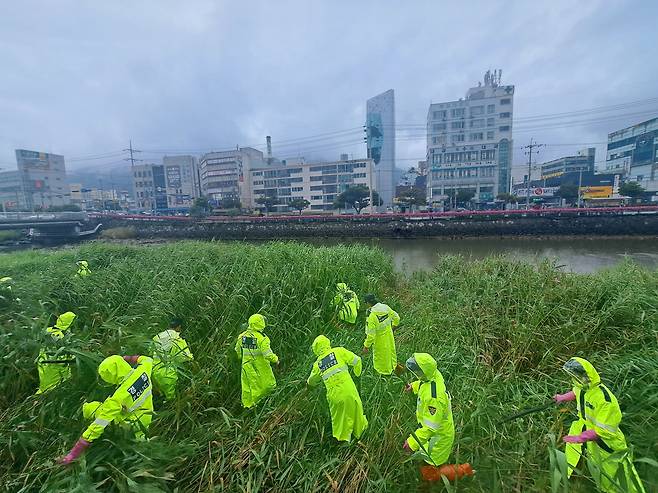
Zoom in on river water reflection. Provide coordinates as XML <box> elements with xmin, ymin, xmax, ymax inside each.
<box><xmin>309</xmin><ymin>237</ymin><xmax>658</xmax><ymax>274</ymax></box>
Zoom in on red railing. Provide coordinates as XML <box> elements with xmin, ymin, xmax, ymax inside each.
<box><xmin>88</xmin><ymin>205</ymin><xmax>658</xmax><ymax>224</ymax></box>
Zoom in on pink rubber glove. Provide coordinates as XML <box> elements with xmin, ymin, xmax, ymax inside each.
<box><xmin>404</xmin><ymin>383</ymin><xmax>412</xmax><ymax>393</ymax></box>
<box><xmin>563</xmin><ymin>429</ymin><xmax>598</xmax><ymax>444</ymax></box>
<box><xmin>362</xmin><ymin>347</ymin><xmax>369</xmax><ymax>354</ymax></box>
<box><xmin>402</xmin><ymin>439</ymin><xmax>411</xmax><ymax>452</ymax></box>
<box><xmin>123</xmin><ymin>355</ymin><xmax>140</xmax><ymax>364</ymax></box>
<box><xmin>58</xmin><ymin>438</ymin><xmax>91</xmax><ymax>465</ymax></box>
<box><xmin>553</xmin><ymin>390</ymin><xmax>576</xmax><ymax>403</ymax></box>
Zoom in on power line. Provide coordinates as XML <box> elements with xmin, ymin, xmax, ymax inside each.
<box><xmin>123</xmin><ymin>139</ymin><xmax>143</xmax><ymax>168</ymax></box>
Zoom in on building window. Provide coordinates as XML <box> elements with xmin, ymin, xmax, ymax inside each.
<box><xmin>487</xmin><ymin>131</ymin><xmax>494</xmax><ymax>140</ymax></box>
<box><xmin>470</xmin><ymin>133</ymin><xmax>484</xmax><ymax>141</ymax></box>
<box><xmin>292</xmin><ymin>187</ymin><xmax>303</xmax><ymax>192</ymax></box>
<box><xmin>499</xmin><ymin>125</ymin><xmax>510</xmax><ymax>132</ymax></box>
<box><xmin>470</xmin><ymin>119</ymin><xmax>485</xmax><ymax>129</ymax></box>
<box><xmin>499</xmin><ymin>112</ymin><xmax>511</xmax><ymax>119</ymax></box>
<box><xmin>433</xmin><ymin>110</ymin><xmax>447</xmax><ymax>119</ymax></box>
<box><xmin>310</xmin><ymin>176</ymin><xmax>322</xmax><ymax>181</ymax></box>
<box><xmin>500</xmin><ymin>98</ymin><xmax>511</xmax><ymax>105</ymax></box>
<box><xmin>432</xmin><ymin>123</ymin><xmax>446</xmax><ymax>132</ymax></box>
<box><xmin>487</xmin><ymin>104</ymin><xmax>495</xmax><ymax>114</ymax></box>
<box><xmin>253</xmin><ymin>171</ymin><xmax>263</xmax><ymax>176</ymax></box>
<box><xmin>353</xmin><ymin>173</ymin><xmax>366</xmax><ymax>178</ymax></box>
<box><xmin>470</xmin><ymin>106</ymin><xmax>484</xmax><ymax>117</ymax></box>
<box><xmin>451</xmin><ymin>108</ymin><xmax>465</xmax><ymax>118</ymax></box>
<box><xmin>311</xmin><ymin>195</ymin><xmax>322</xmax><ymax>200</ymax></box>
<box><xmin>451</xmin><ymin>121</ymin><xmax>464</xmax><ymax>130</ymax></box>
<box><xmin>252</xmin><ymin>180</ymin><xmax>263</xmax><ymax>185</ymax></box>
<box><xmin>487</xmin><ymin>117</ymin><xmax>495</xmax><ymax>127</ymax></box>
<box><xmin>310</xmin><ymin>186</ymin><xmax>323</xmax><ymax>191</ymax></box>
<box><xmin>451</xmin><ymin>134</ymin><xmax>465</xmax><ymax>143</ymax></box>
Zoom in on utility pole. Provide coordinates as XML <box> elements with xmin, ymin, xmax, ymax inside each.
<box><xmin>523</xmin><ymin>139</ymin><xmax>544</xmax><ymax>210</ymax></box>
<box><xmin>123</xmin><ymin>139</ymin><xmax>142</xmax><ymax>168</ymax></box>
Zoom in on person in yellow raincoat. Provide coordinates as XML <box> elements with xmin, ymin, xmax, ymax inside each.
<box><xmin>58</xmin><ymin>354</ymin><xmax>154</xmax><ymax>465</ymax></box>
<box><xmin>75</xmin><ymin>260</ymin><xmax>91</xmax><ymax>278</ymax></box>
<box><xmin>331</xmin><ymin>283</ymin><xmax>360</xmax><ymax>324</ymax></box>
<box><xmin>403</xmin><ymin>353</ymin><xmax>454</xmax><ymax>466</ymax></box>
<box><xmin>554</xmin><ymin>357</ymin><xmax>646</xmax><ymax>493</ymax></box>
<box><xmin>152</xmin><ymin>319</ymin><xmax>194</xmax><ymax>400</ymax></box>
<box><xmin>235</xmin><ymin>314</ymin><xmax>279</xmax><ymax>408</ymax></box>
<box><xmin>307</xmin><ymin>335</ymin><xmax>368</xmax><ymax>441</ymax></box>
<box><xmin>362</xmin><ymin>294</ymin><xmax>400</xmax><ymax>375</ymax></box>
<box><xmin>36</xmin><ymin>311</ymin><xmax>77</xmax><ymax>394</ymax></box>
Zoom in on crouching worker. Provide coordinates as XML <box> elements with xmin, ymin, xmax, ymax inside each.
<box><xmin>37</xmin><ymin>311</ymin><xmax>77</xmax><ymax>394</ymax></box>
<box><xmin>332</xmin><ymin>283</ymin><xmax>360</xmax><ymax>325</ymax></box>
<box><xmin>403</xmin><ymin>353</ymin><xmax>455</xmax><ymax>466</ymax></box>
<box><xmin>556</xmin><ymin>357</ymin><xmax>646</xmax><ymax>493</ymax></box>
<box><xmin>58</xmin><ymin>355</ymin><xmax>154</xmax><ymax>465</ymax></box>
<box><xmin>307</xmin><ymin>335</ymin><xmax>368</xmax><ymax>442</ymax></box>
<box><xmin>152</xmin><ymin>318</ymin><xmax>194</xmax><ymax>400</ymax></box>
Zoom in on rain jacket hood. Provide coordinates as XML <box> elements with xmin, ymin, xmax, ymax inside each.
<box><xmin>336</xmin><ymin>283</ymin><xmax>348</xmax><ymax>292</ymax></box>
<box><xmin>564</xmin><ymin>357</ymin><xmax>600</xmax><ymax>389</ymax></box>
<box><xmin>312</xmin><ymin>335</ymin><xmax>332</xmax><ymax>356</ymax></box>
<box><xmin>55</xmin><ymin>312</ymin><xmax>77</xmax><ymax>330</ymax></box>
<box><xmin>98</xmin><ymin>355</ymin><xmax>133</xmax><ymax>385</ymax></box>
<box><xmin>76</xmin><ymin>260</ymin><xmax>89</xmax><ymax>268</ymax></box>
<box><xmin>409</xmin><ymin>352</ymin><xmax>437</xmax><ymax>381</ymax></box>
<box><xmin>248</xmin><ymin>314</ymin><xmax>266</xmax><ymax>332</ymax></box>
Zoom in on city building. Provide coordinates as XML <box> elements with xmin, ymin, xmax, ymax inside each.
<box><xmin>603</xmin><ymin>117</ymin><xmax>658</xmax><ymax>192</ymax></box>
<box><xmin>426</xmin><ymin>70</ymin><xmax>514</xmax><ymax>206</ymax></box>
<box><xmin>512</xmin><ymin>171</ymin><xmax>620</xmax><ymax>207</ymax></box>
<box><xmin>540</xmin><ymin>148</ymin><xmax>595</xmax><ymax>180</ymax></box>
<box><xmin>1</xmin><ymin>149</ymin><xmax>70</xmax><ymax>210</ymax></box>
<box><xmin>162</xmin><ymin>155</ymin><xmax>199</xmax><ymax>210</ymax></box>
<box><xmin>132</xmin><ymin>163</ymin><xmax>156</xmax><ymax>211</ymax></box>
<box><xmin>366</xmin><ymin>89</ymin><xmax>395</xmax><ymax>208</ymax></box>
<box><xmin>70</xmin><ymin>183</ymin><xmax>129</xmax><ymax>210</ymax></box>
<box><xmin>199</xmin><ymin>147</ymin><xmax>265</xmax><ymax>206</ymax></box>
<box><xmin>248</xmin><ymin>157</ymin><xmax>374</xmax><ymax>212</ymax></box>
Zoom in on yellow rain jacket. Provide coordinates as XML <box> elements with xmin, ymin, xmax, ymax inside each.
<box><xmin>81</xmin><ymin>355</ymin><xmax>154</xmax><ymax>441</ymax></box>
<box><xmin>364</xmin><ymin>302</ymin><xmax>400</xmax><ymax>375</ymax></box>
<box><xmin>332</xmin><ymin>283</ymin><xmax>360</xmax><ymax>324</ymax></box>
<box><xmin>235</xmin><ymin>314</ymin><xmax>278</xmax><ymax>408</ymax></box>
<box><xmin>75</xmin><ymin>260</ymin><xmax>91</xmax><ymax>278</ymax></box>
<box><xmin>152</xmin><ymin>329</ymin><xmax>194</xmax><ymax>400</ymax></box>
<box><xmin>36</xmin><ymin>312</ymin><xmax>77</xmax><ymax>394</ymax></box>
<box><xmin>307</xmin><ymin>335</ymin><xmax>368</xmax><ymax>442</ymax></box>
<box><xmin>406</xmin><ymin>353</ymin><xmax>454</xmax><ymax>465</ymax></box>
<box><xmin>564</xmin><ymin>357</ymin><xmax>646</xmax><ymax>493</ymax></box>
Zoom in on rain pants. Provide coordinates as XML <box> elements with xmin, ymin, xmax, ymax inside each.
<box><xmin>152</xmin><ymin>329</ymin><xmax>194</xmax><ymax>400</ymax></box>
<box><xmin>364</xmin><ymin>302</ymin><xmax>400</xmax><ymax>375</ymax></box>
<box><xmin>76</xmin><ymin>260</ymin><xmax>91</xmax><ymax>278</ymax></box>
<box><xmin>307</xmin><ymin>335</ymin><xmax>368</xmax><ymax>441</ymax></box>
<box><xmin>406</xmin><ymin>353</ymin><xmax>454</xmax><ymax>465</ymax></box>
<box><xmin>235</xmin><ymin>314</ymin><xmax>278</xmax><ymax>408</ymax></box>
<box><xmin>36</xmin><ymin>312</ymin><xmax>77</xmax><ymax>394</ymax></box>
<box><xmin>82</xmin><ymin>355</ymin><xmax>154</xmax><ymax>441</ymax></box>
<box><xmin>332</xmin><ymin>283</ymin><xmax>360</xmax><ymax>324</ymax></box>
<box><xmin>564</xmin><ymin>357</ymin><xmax>646</xmax><ymax>493</ymax></box>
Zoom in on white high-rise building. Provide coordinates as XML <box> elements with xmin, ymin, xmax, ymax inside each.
<box><xmin>366</xmin><ymin>89</ymin><xmax>395</xmax><ymax>208</ymax></box>
<box><xmin>13</xmin><ymin>149</ymin><xmax>70</xmax><ymax>209</ymax></box>
<box><xmin>426</xmin><ymin>71</ymin><xmax>514</xmax><ymax>206</ymax></box>
<box><xmin>199</xmin><ymin>147</ymin><xmax>265</xmax><ymax>207</ymax></box>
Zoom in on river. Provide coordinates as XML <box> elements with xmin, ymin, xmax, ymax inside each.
<box><xmin>310</xmin><ymin>237</ymin><xmax>658</xmax><ymax>274</ymax></box>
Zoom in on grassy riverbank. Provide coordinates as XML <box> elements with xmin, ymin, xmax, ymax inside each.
<box><xmin>1</xmin><ymin>242</ymin><xmax>657</xmax><ymax>492</ymax></box>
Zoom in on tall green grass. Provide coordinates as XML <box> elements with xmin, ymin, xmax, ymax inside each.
<box><xmin>0</xmin><ymin>242</ymin><xmax>656</xmax><ymax>492</ymax></box>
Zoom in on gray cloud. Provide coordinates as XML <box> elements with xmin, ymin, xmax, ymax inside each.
<box><xmin>1</xmin><ymin>0</ymin><xmax>657</xmax><ymax>181</ymax></box>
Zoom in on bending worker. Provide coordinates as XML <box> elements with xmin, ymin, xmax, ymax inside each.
<box><xmin>75</xmin><ymin>260</ymin><xmax>91</xmax><ymax>278</ymax></box>
<box><xmin>36</xmin><ymin>311</ymin><xmax>77</xmax><ymax>394</ymax></box>
<box><xmin>235</xmin><ymin>314</ymin><xmax>279</xmax><ymax>408</ymax></box>
<box><xmin>58</xmin><ymin>354</ymin><xmax>154</xmax><ymax>465</ymax></box>
<box><xmin>555</xmin><ymin>357</ymin><xmax>646</xmax><ymax>492</ymax></box>
<box><xmin>307</xmin><ymin>335</ymin><xmax>368</xmax><ymax>442</ymax></box>
<box><xmin>152</xmin><ymin>318</ymin><xmax>194</xmax><ymax>400</ymax></box>
<box><xmin>332</xmin><ymin>282</ymin><xmax>360</xmax><ymax>325</ymax></box>
<box><xmin>362</xmin><ymin>294</ymin><xmax>400</xmax><ymax>375</ymax></box>
<box><xmin>403</xmin><ymin>353</ymin><xmax>454</xmax><ymax>466</ymax></box>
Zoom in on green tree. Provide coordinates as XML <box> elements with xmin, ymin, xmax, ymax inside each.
<box><xmin>256</xmin><ymin>196</ymin><xmax>279</xmax><ymax>215</ymax></box>
<box><xmin>456</xmin><ymin>189</ymin><xmax>475</xmax><ymax>205</ymax></box>
<box><xmin>397</xmin><ymin>187</ymin><xmax>426</xmax><ymax>211</ymax></box>
<box><xmin>496</xmin><ymin>193</ymin><xmax>518</xmax><ymax>204</ymax></box>
<box><xmin>619</xmin><ymin>181</ymin><xmax>645</xmax><ymax>198</ymax></box>
<box><xmin>333</xmin><ymin>185</ymin><xmax>383</xmax><ymax>214</ymax></box>
<box><xmin>556</xmin><ymin>183</ymin><xmax>579</xmax><ymax>202</ymax></box>
<box><xmin>219</xmin><ymin>197</ymin><xmax>242</xmax><ymax>209</ymax></box>
<box><xmin>289</xmin><ymin>198</ymin><xmax>310</xmax><ymax>215</ymax></box>
<box><xmin>190</xmin><ymin>196</ymin><xmax>210</xmax><ymax>217</ymax></box>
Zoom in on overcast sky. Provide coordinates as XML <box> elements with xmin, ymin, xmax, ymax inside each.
<box><xmin>1</xmin><ymin>1</ymin><xmax>657</xmax><ymax>180</ymax></box>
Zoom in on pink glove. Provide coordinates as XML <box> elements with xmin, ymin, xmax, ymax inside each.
<box><xmin>404</xmin><ymin>383</ymin><xmax>412</xmax><ymax>393</ymax></box>
<box><xmin>57</xmin><ymin>438</ymin><xmax>91</xmax><ymax>465</ymax></box>
<box><xmin>123</xmin><ymin>355</ymin><xmax>140</xmax><ymax>364</ymax></box>
<box><xmin>402</xmin><ymin>439</ymin><xmax>411</xmax><ymax>452</ymax></box>
<box><xmin>362</xmin><ymin>347</ymin><xmax>369</xmax><ymax>354</ymax></box>
<box><xmin>553</xmin><ymin>390</ymin><xmax>576</xmax><ymax>403</ymax></box>
<box><xmin>563</xmin><ymin>429</ymin><xmax>598</xmax><ymax>444</ymax></box>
